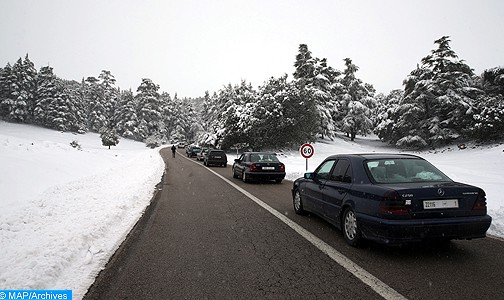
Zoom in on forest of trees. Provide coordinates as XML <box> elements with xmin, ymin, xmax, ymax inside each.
<box><xmin>1</xmin><ymin>36</ymin><xmax>503</xmax><ymax>150</ymax></box>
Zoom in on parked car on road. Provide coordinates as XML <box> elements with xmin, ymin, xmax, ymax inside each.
<box><xmin>292</xmin><ymin>153</ymin><xmax>492</xmax><ymax>246</ymax></box>
<box><xmin>186</xmin><ymin>145</ymin><xmax>201</xmax><ymax>158</ymax></box>
<box><xmin>232</xmin><ymin>152</ymin><xmax>285</xmax><ymax>183</ymax></box>
<box><xmin>204</xmin><ymin>150</ymin><xmax>227</xmax><ymax>167</ymax></box>
<box><xmin>196</xmin><ymin>148</ymin><xmax>209</xmax><ymax>161</ymax></box>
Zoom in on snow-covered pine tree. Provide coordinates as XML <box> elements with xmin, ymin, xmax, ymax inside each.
<box><xmin>199</xmin><ymin>91</ymin><xmax>221</xmax><ymax>147</ymax></box>
<box><xmin>293</xmin><ymin>44</ymin><xmax>315</xmax><ymax>86</ymax></box>
<box><xmin>34</xmin><ymin>66</ymin><xmax>58</xmax><ymax>127</ymax></box>
<box><xmin>374</xmin><ymin>89</ymin><xmax>404</xmax><ymax>143</ymax></box>
<box><xmin>471</xmin><ymin>67</ymin><xmax>504</xmax><ymax>140</ymax></box>
<box><xmin>61</xmin><ymin>79</ymin><xmax>88</xmax><ymax>133</ymax></box>
<box><xmin>216</xmin><ymin>81</ymin><xmax>257</xmax><ymax>149</ymax></box>
<box><xmin>85</xmin><ymin>76</ymin><xmax>108</xmax><ymax>132</ymax></box>
<box><xmin>115</xmin><ymin>89</ymin><xmax>139</xmax><ymax>139</ymax></box>
<box><xmin>293</xmin><ymin>45</ymin><xmax>341</xmax><ymax>139</ymax></box>
<box><xmin>100</xmin><ymin>126</ymin><xmax>120</xmax><ymax>149</ymax></box>
<box><xmin>6</xmin><ymin>56</ymin><xmax>38</xmax><ymax>122</ymax></box>
<box><xmin>22</xmin><ymin>54</ymin><xmax>38</xmax><ymax>121</ymax></box>
<box><xmin>395</xmin><ymin>36</ymin><xmax>480</xmax><ymax>148</ymax></box>
<box><xmin>0</xmin><ymin>63</ymin><xmax>15</xmax><ymax>119</ymax></box>
<box><xmin>338</xmin><ymin>58</ymin><xmax>376</xmax><ymax>141</ymax></box>
<box><xmin>34</xmin><ymin>67</ymin><xmax>85</xmax><ymax>132</ymax></box>
<box><xmin>135</xmin><ymin>78</ymin><xmax>164</xmax><ymax>142</ymax></box>
<box><xmin>98</xmin><ymin>70</ymin><xmax>118</xmax><ymax>129</ymax></box>
<box><xmin>254</xmin><ymin>74</ymin><xmax>317</xmax><ymax>149</ymax></box>
<box><xmin>179</xmin><ymin>98</ymin><xmax>200</xmax><ymax>143</ymax></box>
<box><xmin>311</xmin><ymin>58</ymin><xmax>341</xmax><ymax>139</ymax></box>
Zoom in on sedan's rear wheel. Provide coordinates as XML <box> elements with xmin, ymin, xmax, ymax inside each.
<box><xmin>293</xmin><ymin>189</ymin><xmax>306</xmax><ymax>215</ymax></box>
<box><xmin>242</xmin><ymin>172</ymin><xmax>248</xmax><ymax>183</ymax></box>
<box><xmin>343</xmin><ymin>208</ymin><xmax>362</xmax><ymax>247</ymax></box>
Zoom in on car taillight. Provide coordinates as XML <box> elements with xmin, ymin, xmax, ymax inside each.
<box><xmin>472</xmin><ymin>191</ymin><xmax>487</xmax><ymax>211</ymax></box>
<box><xmin>249</xmin><ymin>163</ymin><xmax>257</xmax><ymax>172</ymax></box>
<box><xmin>379</xmin><ymin>190</ymin><xmax>409</xmax><ymax>214</ymax></box>
<box><xmin>279</xmin><ymin>163</ymin><xmax>285</xmax><ymax>172</ymax></box>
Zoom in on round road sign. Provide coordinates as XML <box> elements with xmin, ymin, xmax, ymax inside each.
<box><xmin>300</xmin><ymin>143</ymin><xmax>314</xmax><ymax>159</ymax></box>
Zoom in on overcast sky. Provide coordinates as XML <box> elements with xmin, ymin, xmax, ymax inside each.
<box><xmin>1</xmin><ymin>0</ymin><xmax>503</xmax><ymax>98</ymax></box>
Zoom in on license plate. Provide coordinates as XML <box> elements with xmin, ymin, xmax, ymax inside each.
<box><xmin>214</xmin><ymin>156</ymin><xmax>221</xmax><ymax>158</ymax></box>
<box><xmin>262</xmin><ymin>167</ymin><xmax>275</xmax><ymax>170</ymax></box>
<box><xmin>423</xmin><ymin>199</ymin><xmax>459</xmax><ymax>209</ymax></box>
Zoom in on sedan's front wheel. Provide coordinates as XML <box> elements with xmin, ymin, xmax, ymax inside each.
<box><xmin>343</xmin><ymin>208</ymin><xmax>362</xmax><ymax>247</ymax></box>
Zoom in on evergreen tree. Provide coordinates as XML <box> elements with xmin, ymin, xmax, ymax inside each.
<box><xmin>135</xmin><ymin>78</ymin><xmax>164</xmax><ymax>141</ymax></box>
<box><xmin>293</xmin><ymin>44</ymin><xmax>341</xmax><ymax>139</ymax></box>
<box><xmin>6</xmin><ymin>56</ymin><xmax>38</xmax><ymax>122</ymax></box>
<box><xmin>22</xmin><ymin>54</ymin><xmax>38</xmax><ymax>120</ymax></box>
<box><xmin>61</xmin><ymin>79</ymin><xmax>88</xmax><ymax>133</ymax></box>
<box><xmin>293</xmin><ymin>44</ymin><xmax>315</xmax><ymax>85</ymax></box>
<box><xmin>254</xmin><ymin>75</ymin><xmax>318</xmax><ymax>149</ymax></box>
<box><xmin>471</xmin><ymin>67</ymin><xmax>504</xmax><ymax>140</ymax></box>
<box><xmin>100</xmin><ymin>126</ymin><xmax>120</xmax><ymax>149</ymax></box>
<box><xmin>34</xmin><ymin>65</ymin><xmax>58</xmax><ymax>127</ymax></box>
<box><xmin>85</xmin><ymin>76</ymin><xmax>107</xmax><ymax>131</ymax></box>
<box><xmin>393</xmin><ymin>36</ymin><xmax>480</xmax><ymax>148</ymax></box>
<box><xmin>0</xmin><ymin>63</ymin><xmax>15</xmax><ymax>118</ymax></box>
<box><xmin>374</xmin><ymin>89</ymin><xmax>404</xmax><ymax>143</ymax></box>
<box><xmin>115</xmin><ymin>89</ymin><xmax>139</xmax><ymax>139</ymax></box>
<box><xmin>98</xmin><ymin>70</ymin><xmax>118</xmax><ymax>129</ymax></box>
<box><xmin>338</xmin><ymin>58</ymin><xmax>376</xmax><ymax>141</ymax></box>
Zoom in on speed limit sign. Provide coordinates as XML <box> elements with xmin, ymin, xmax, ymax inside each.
<box><xmin>300</xmin><ymin>143</ymin><xmax>314</xmax><ymax>158</ymax></box>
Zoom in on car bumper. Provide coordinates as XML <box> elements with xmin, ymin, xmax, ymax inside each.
<box><xmin>246</xmin><ymin>172</ymin><xmax>286</xmax><ymax>181</ymax></box>
<box><xmin>357</xmin><ymin>213</ymin><xmax>492</xmax><ymax>244</ymax></box>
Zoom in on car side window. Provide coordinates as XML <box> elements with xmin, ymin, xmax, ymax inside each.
<box><xmin>238</xmin><ymin>154</ymin><xmax>245</xmax><ymax>162</ymax></box>
<box><xmin>315</xmin><ymin>160</ymin><xmax>336</xmax><ymax>181</ymax></box>
<box><xmin>330</xmin><ymin>159</ymin><xmax>351</xmax><ymax>183</ymax></box>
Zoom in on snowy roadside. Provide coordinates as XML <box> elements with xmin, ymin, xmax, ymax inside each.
<box><xmin>0</xmin><ymin>122</ymin><xmax>165</xmax><ymax>299</ymax></box>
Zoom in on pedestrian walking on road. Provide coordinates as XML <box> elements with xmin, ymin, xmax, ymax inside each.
<box><xmin>171</xmin><ymin>144</ymin><xmax>176</xmax><ymax>158</ymax></box>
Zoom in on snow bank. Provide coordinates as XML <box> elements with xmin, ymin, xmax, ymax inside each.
<box><xmin>0</xmin><ymin>122</ymin><xmax>165</xmax><ymax>299</ymax></box>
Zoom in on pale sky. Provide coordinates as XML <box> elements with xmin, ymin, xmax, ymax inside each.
<box><xmin>1</xmin><ymin>0</ymin><xmax>503</xmax><ymax>98</ymax></box>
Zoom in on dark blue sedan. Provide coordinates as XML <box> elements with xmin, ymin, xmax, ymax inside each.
<box><xmin>292</xmin><ymin>153</ymin><xmax>492</xmax><ymax>246</ymax></box>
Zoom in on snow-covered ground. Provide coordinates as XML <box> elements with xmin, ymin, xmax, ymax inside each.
<box><xmin>1</xmin><ymin>121</ymin><xmax>503</xmax><ymax>299</ymax></box>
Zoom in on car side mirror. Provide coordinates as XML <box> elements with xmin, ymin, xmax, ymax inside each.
<box><xmin>304</xmin><ymin>172</ymin><xmax>314</xmax><ymax>180</ymax></box>
<box><xmin>234</xmin><ymin>159</ymin><xmax>240</xmax><ymax>163</ymax></box>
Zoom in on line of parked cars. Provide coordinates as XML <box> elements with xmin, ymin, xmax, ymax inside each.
<box><xmin>186</xmin><ymin>145</ymin><xmax>228</xmax><ymax>167</ymax></box>
<box><xmin>180</xmin><ymin>145</ymin><xmax>492</xmax><ymax>247</ymax></box>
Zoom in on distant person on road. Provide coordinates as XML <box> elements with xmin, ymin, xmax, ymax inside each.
<box><xmin>171</xmin><ymin>144</ymin><xmax>176</xmax><ymax>158</ymax></box>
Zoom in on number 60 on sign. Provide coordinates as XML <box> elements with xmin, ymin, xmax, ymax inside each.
<box><xmin>300</xmin><ymin>143</ymin><xmax>314</xmax><ymax>158</ymax></box>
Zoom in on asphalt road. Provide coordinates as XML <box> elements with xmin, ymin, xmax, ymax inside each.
<box><xmin>84</xmin><ymin>148</ymin><xmax>504</xmax><ymax>300</ymax></box>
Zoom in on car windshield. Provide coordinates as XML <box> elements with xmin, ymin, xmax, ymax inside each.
<box><xmin>365</xmin><ymin>158</ymin><xmax>452</xmax><ymax>184</ymax></box>
<box><xmin>250</xmin><ymin>153</ymin><xmax>280</xmax><ymax>163</ymax></box>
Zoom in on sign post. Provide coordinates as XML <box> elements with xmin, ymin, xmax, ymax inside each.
<box><xmin>300</xmin><ymin>143</ymin><xmax>314</xmax><ymax>171</ymax></box>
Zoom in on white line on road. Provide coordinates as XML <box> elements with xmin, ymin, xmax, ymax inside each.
<box><xmin>180</xmin><ymin>153</ymin><xmax>407</xmax><ymax>300</ymax></box>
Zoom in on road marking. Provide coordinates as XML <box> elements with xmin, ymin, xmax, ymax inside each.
<box><xmin>180</xmin><ymin>153</ymin><xmax>407</xmax><ymax>300</ymax></box>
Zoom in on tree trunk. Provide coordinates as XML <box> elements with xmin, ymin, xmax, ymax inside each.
<box><xmin>350</xmin><ymin>129</ymin><xmax>356</xmax><ymax>141</ymax></box>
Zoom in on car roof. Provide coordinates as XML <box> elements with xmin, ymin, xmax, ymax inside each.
<box><xmin>325</xmin><ymin>153</ymin><xmax>422</xmax><ymax>161</ymax></box>
<box><xmin>243</xmin><ymin>152</ymin><xmax>278</xmax><ymax>155</ymax></box>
